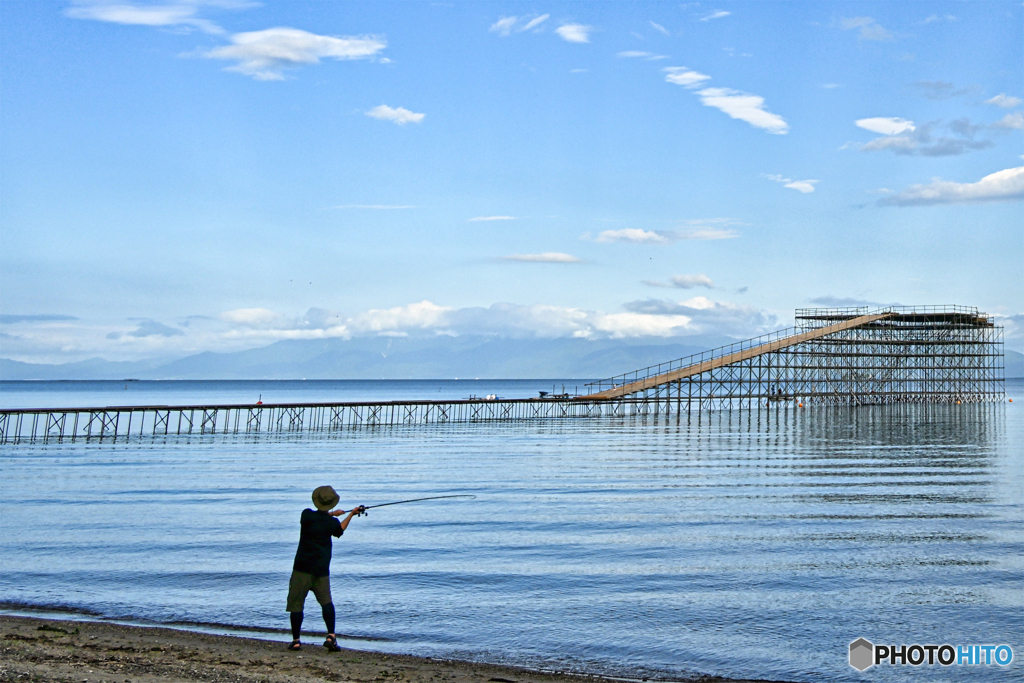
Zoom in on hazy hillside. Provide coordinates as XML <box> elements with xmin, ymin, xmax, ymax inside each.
<box><xmin>0</xmin><ymin>335</ymin><xmax>734</xmax><ymax>380</ymax></box>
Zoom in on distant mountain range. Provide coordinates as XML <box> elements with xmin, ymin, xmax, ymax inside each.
<box><xmin>0</xmin><ymin>335</ymin><xmax>733</xmax><ymax>380</ymax></box>
<box><xmin>3</xmin><ymin>336</ymin><xmax>1021</xmax><ymax>380</ymax></box>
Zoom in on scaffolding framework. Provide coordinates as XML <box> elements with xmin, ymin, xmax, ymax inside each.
<box><xmin>586</xmin><ymin>306</ymin><xmax>1005</xmax><ymax>408</ymax></box>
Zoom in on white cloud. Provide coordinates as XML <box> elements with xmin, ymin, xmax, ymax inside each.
<box><xmin>764</xmin><ymin>174</ymin><xmax>818</xmax><ymax>193</ymax></box>
<box><xmin>700</xmin><ymin>10</ymin><xmax>730</xmax><ymax>21</ymax></box>
<box><xmin>65</xmin><ymin>1</ymin><xmax>224</xmax><ymax>34</ymax></box>
<box><xmin>985</xmin><ymin>94</ymin><xmax>1022</xmax><ymax>108</ymax></box>
<box><xmin>469</xmin><ymin>216</ymin><xmax>516</xmax><ymax>221</ymax></box>
<box><xmin>366</xmin><ymin>105</ymin><xmax>425</xmax><ymax>125</ymax></box>
<box><xmin>556</xmin><ymin>24</ymin><xmax>592</xmax><ymax>43</ymax></box>
<box><xmin>622</xmin><ymin>297</ymin><xmax>777</xmax><ymax>337</ymax></box>
<box><xmin>696</xmin><ymin>87</ymin><xmax>789</xmax><ymax>134</ymax></box>
<box><xmin>670</xmin><ymin>274</ymin><xmax>714</xmax><ymax>289</ymax></box>
<box><xmin>881</xmin><ymin>166</ymin><xmax>1024</xmax><ymax>206</ymax></box>
<box><xmin>593</xmin><ymin>226</ymin><xmax>738</xmax><ymax>243</ymax></box>
<box><xmin>993</xmin><ymin>112</ymin><xmax>1024</xmax><ymax>130</ymax></box>
<box><xmin>595</xmin><ymin>229</ymin><xmax>669</xmax><ymax>244</ymax></box>
<box><xmin>663</xmin><ymin>66</ymin><xmax>711</xmax><ymax>88</ymax></box>
<box><xmin>204</xmin><ymin>27</ymin><xmax>386</xmax><ymax>80</ymax></box>
<box><xmin>349</xmin><ymin>301</ymin><xmax>451</xmax><ymax>334</ymax></box>
<box><xmin>650</xmin><ymin>21</ymin><xmax>670</xmax><ymax>35</ymax></box>
<box><xmin>589</xmin><ymin>312</ymin><xmax>692</xmax><ymax>337</ymax></box>
<box><xmin>856</xmin><ymin>117</ymin><xmax>916</xmax><ymax>135</ymax></box>
<box><xmin>521</xmin><ymin>14</ymin><xmax>550</xmax><ymax>31</ymax></box>
<box><xmin>502</xmin><ymin>253</ymin><xmax>583</xmax><ymax>263</ymax></box>
<box><xmin>839</xmin><ymin>16</ymin><xmax>893</xmax><ymax>41</ymax></box>
<box><xmin>489</xmin><ymin>16</ymin><xmax>517</xmax><ymax>36</ymax></box>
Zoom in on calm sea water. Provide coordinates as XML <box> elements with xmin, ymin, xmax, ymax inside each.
<box><xmin>1</xmin><ymin>380</ymin><xmax>1021</xmax><ymax>682</ymax></box>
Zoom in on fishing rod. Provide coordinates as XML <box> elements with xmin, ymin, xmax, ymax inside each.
<box><xmin>342</xmin><ymin>494</ymin><xmax>475</xmax><ymax>516</ymax></box>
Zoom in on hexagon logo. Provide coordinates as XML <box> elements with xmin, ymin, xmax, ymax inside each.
<box><xmin>849</xmin><ymin>638</ymin><xmax>874</xmax><ymax>671</ymax></box>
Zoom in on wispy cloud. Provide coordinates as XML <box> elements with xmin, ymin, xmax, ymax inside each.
<box><xmin>700</xmin><ymin>10</ymin><xmax>730</xmax><ymax>21</ymax></box>
<box><xmin>489</xmin><ymin>16</ymin><xmax>517</xmax><ymax>36</ymax></box>
<box><xmin>489</xmin><ymin>14</ymin><xmax>550</xmax><ymax>36</ymax></box>
<box><xmin>65</xmin><ymin>0</ymin><xmax>227</xmax><ymax>34</ymax></box>
<box><xmin>663</xmin><ymin>66</ymin><xmax>711</xmax><ymax>88</ymax></box>
<box><xmin>521</xmin><ymin>14</ymin><xmax>550</xmax><ymax>31</ymax></box>
<box><xmin>986</xmin><ymin>93</ymin><xmax>1023</xmax><ymax>109</ymax></box>
<box><xmin>204</xmin><ymin>27</ymin><xmax>386</xmax><ymax>80</ymax></box>
<box><xmin>107</xmin><ymin>319</ymin><xmax>183</xmax><ymax>340</ymax></box>
<box><xmin>912</xmin><ymin>80</ymin><xmax>978</xmax><ymax>100</ymax></box>
<box><xmin>366</xmin><ymin>105</ymin><xmax>425</xmax><ymax>125</ymax></box>
<box><xmin>808</xmin><ymin>296</ymin><xmax>892</xmax><ymax>308</ymax></box>
<box><xmin>856</xmin><ymin>117</ymin><xmax>915</xmax><ymax>135</ymax></box>
<box><xmin>619</xmin><ymin>51</ymin><xmax>669</xmax><ymax>60</ymax></box>
<box><xmin>332</xmin><ymin>204</ymin><xmax>416</xmax><ymax>209</ymax></box>
<box><xmin>764</xmin><ymin>174</ymin><xmax>818</xmax><ymax>194</ymax></box>
<box><xmin>469</xmin><ymin>216</ymin><xmax>516</xmax><ymax>221</ymax></box>
<box><xmin>839</xmin><ymin>16</ymin><xmax>893</xmax><ymax>41</ymax></box>
<box><xmin>670</xmin><ymin>274</ymin><xmax>714</xmax><ymax>289</ymax></box>
<box><xmin>697</xmin><ymin>88</ymin><xmax>789</xmax><ymax>134</ymax></box>
<box><xmin>880</xmin><ymin>166</ymin><xmax>1024</xmax><ymax>206</ymax></box>
<box><xmin>501</xmin><ymin>253</ymin><xmax>583</xmax><ymax>263</ymax></box>
<box><xmin>858</xmin><ymin>119</ymin><xmax>995</xmax><ymax>157</ymax></box>
<box><xmin>0</xmin><ymin>314</ymin><xmax>79</xmax><ymax>324</ymax></box>
<box><xmin>649</xmin><ymin>21</ymin><xmax>670</xmax><ymax>35</ymax></box>
<box><xmin>555</xmin><ymin>24</ymin><xmax>592</xmax><ymax>43</ymax></box>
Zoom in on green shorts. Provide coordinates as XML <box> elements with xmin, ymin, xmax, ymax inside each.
<box><xmin>286</xmin><ymin>570</ymin><xmax>332</xmax><ymax>612</ymax></box>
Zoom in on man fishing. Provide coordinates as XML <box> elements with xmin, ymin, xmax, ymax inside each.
<box><xmin>286</xmin><ymin>485</ymin><xmax>364</xmax><ymax>652</ymax></box>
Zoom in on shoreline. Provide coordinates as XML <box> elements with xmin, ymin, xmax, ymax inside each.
<box><xmin>1</xmin><ymin>615</ymin><xmax>789</xmax><ymax>683</ymax></box>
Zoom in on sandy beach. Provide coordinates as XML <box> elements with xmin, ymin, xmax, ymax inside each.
<box><xmin>0</xmin><ymin>616</ymin><xmax>781</xmax><ymax>683</ymax></box>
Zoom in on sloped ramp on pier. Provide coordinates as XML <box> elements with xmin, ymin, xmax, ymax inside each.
<box><xmin>584</xmin><ymin>306</ymin><xmax>1004</xmax><ymax>408</ymax></box>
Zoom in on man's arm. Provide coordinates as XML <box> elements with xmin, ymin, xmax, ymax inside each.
<box><xmin>331</xmin><ymin>505</ymin><xmax>365</xmax><ymax>532</ymax></box>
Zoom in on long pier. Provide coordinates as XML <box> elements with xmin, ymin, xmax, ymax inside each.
<box><xmin>0</xmin><ymin>305</ymin><xmax>1005</xmax><ymax>444</ymax></box>
<box><xmin>0</xmin><ymin>396</ymin><xmax>668</xmax><ymax>444</ymax></box>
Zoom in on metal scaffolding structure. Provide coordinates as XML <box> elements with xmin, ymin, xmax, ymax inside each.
<box><xmin>0</xmin><ymin>306</ymin><xmax>1006</xmax><ymax>444</ymax></box>
<box><xmin>586</xmin><ymin>305</ymin><xmax>1005</xmax><ymax>408</ymax></box>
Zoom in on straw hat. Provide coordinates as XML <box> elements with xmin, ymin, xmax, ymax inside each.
<box><xmin>311</xmin><ymin>485</ymin><xmax>340</xmax><ymax>511</ymax></box>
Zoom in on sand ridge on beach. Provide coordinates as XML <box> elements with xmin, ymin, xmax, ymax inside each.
<box><xmin>0</xmin><ymin>616</ymin><xmax>781</xmax><ymax>683</ymax></box>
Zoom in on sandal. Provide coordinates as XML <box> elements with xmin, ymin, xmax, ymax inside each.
<box><xmin>323</xmin><ymin>635</ymin><xmax>341</xmax><ymax>652</ymax></box>
<box><xmin>287</xmin><ymin>640</ymin><xmax>301</xmax><ymax>651</ymax></box>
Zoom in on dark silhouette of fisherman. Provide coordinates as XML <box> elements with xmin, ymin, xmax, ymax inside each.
<box><xmin>286</xmin><ymin>486</ymin><xmax>364</xmax><ymax>651</ymax></box>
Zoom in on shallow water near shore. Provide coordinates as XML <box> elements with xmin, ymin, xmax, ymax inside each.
<box><xmin>2</xmin><ymin>379</ymin><xmax>1022</xmax><ymax>682</ymax></box>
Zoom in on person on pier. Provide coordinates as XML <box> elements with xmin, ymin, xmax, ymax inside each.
<box><xmin>286</xmin><ymin>486</ymin><xmax>364</xmax><ymax>652</ymax></box>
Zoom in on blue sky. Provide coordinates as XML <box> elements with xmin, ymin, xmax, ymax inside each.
<box><xmin>1</xmin><ymin>0</ymin><xmax>1022</xmax><ymax>364</ymax></box>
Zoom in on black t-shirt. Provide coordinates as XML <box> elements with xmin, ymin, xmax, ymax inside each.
<box><xmin>292</xmin><ymin>508</ymin><xmax>343</xmax><ymax>577</ymax></box>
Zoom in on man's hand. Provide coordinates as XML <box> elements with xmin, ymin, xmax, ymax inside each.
<box><xmin>331</xmin><ymin>505</ymin><xmax>365</xmax><ymax>518</ymax></box>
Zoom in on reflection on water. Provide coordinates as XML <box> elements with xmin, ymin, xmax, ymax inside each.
<box><xmin>1</xmin><ymin>382</ymin><xmax>1021</xmax><ymax>683</ymax></box>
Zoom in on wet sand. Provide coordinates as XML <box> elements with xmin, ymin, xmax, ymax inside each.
<box><xmin>0</xmin><ymin>616</ymin><xmax>782</xmax><ymax>683</ymax></box>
